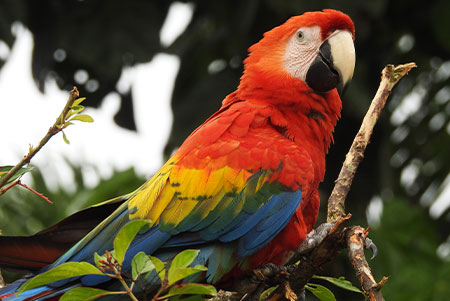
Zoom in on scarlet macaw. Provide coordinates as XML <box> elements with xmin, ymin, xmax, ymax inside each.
<box><xmin>0</xmin><ymin>9</ymin><xmax>355</xmax><ymax>300</ymax></box>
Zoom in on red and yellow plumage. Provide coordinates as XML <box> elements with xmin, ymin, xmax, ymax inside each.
<box><xmin>0</xmin><ymin>9</ymin><xmax>355</xmax><ymax>299</ymax></box>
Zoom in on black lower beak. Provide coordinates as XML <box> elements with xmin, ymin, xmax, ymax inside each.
<box><xmin>305</xmin><ymin>40</ymin><xmax>342</xmax><ymax>94</ymax></box>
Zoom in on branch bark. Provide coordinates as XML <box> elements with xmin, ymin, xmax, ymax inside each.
<box><xmin>327</xmin><ymin>63</ymin><xmax>417</xmax><ymax>223</ymax></box>
<box><xmin>0</xmin><ymin>270</ymin><xmax>4</xmax><ymax>289</ymax></box>
<box><xmin>346</xmin><ymin>226</ymin><xmax>388</xmax><ymax>301</ymax></box>
<box><xmin>286</xmin><ymin>63</ymin><xmax>415</xmax><ymax>299</ymax></box>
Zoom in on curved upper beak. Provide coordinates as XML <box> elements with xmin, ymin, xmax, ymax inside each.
<box><xmin>305</xmin><ymin>30</ymin><xmax>355</xmax><ymax>96</ymax></box>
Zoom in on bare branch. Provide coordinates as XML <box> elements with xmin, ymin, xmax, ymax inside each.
<box><xmin>0</xmin><ymin>270</ymin><xmax>4</xmax><ymax>289</ymax></box>
<box><xmin>327</xmin><ymin>63</ymin><xmax>416</xmax><ymax>223</ymax></box>
<box><xmin>0</xmin><ymin>87</ymin><xmax>80</xmax><ymax>195</ymax></box>
<box><xmin>16</xmin><ymin>181</ymin><xmax>52</xmax><ymax>204</ymax></box>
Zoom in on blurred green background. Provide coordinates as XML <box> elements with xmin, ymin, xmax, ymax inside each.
<box><xmin>1</xmin><ymin>0</ymin><xmax>450</xmax><ymax>300</ymax></box>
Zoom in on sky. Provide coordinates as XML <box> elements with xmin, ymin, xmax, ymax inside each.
<box><xmin>0</xmin><ymin>2</ymin><xmax>193</xmax><ymax>191</ymax></box>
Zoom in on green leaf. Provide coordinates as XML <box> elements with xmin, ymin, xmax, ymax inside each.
<box><xmin>305</xmin><ymin>283</ymin><xmax>336</xmax><ymax>301</ymax></box>
<box><xmin>69</xmin><ymin>114</ymin><xmax>94</xmax><ymax>123</ymax></box>
<box><xmin>169</xmin><ymin>249</ymin><xmax>199</xmax><ymax>272</ymax></box>
<box><xmin>148</xmin><ymin>256</ymin><xmax>166</xmax><ymax>282</ymax></box>
<box><xmin>168</xmin><ymin>266</ymin><xmax>207</xmax><ymax>286</ymax></box>
<box><xmin>259</xmin><ymin>285</ymin><xmax>278</xmax><ymax>300</ymax></box>
<box><xmin>67</xmin><ymin>105</ymin><xmax>85</xmax><ymax>119</ymax></box>
<box><xmin>131</xmin><ymin>252</ymin><xmax>155</xmax><ymax>281</ymax></box>
<box><xmin>62</xmin><ymin>131</ymin><xmax>70</xmax><ymax>144</ymax></box>
<box><xmin>72</xmin><ymin>97</ymin><xmax>86</xmax><ymax>107</ymax></box>
<box><xmin>0</xmin><ymin>166</ymin><xmax>34</xmax><ymax>184</ymax></box>
<box><xmin>161</xmin><ymin>283</ymin><xmax>217</xmax><ymax>299</ymax></box>
<box><xmin>167</xmin><ymin>250</ymin><xmax>206</xmax><ymax>285</ymax></box>
<box><xmin>61</xmin><ymin>287</ymin><xmax>115</xmax><ymax>301</ymax></box>
<box><xmin>66</xmin><ymin>106</ymin><xmax>84</xmax><ymax>120</ymax></box>
<box><xmin>313</xmin><ymin>275</ymin><xmax>362</xmax><ymax>293</ymax></box>
<box><xmin>167</xmin><ymin>250</ymin><xmax>204</xmax><ymax>285</ymax></box>
<box><xmin>169</xmin><ymin>296</ymin><xmax>204</xmax><ymax>301</ymax></box>
<box><xmin>113</xmin><ymin>219</ymin><xmax>151</xmax><ymax>265</ymax></box>
<box><xmin>71</xmin><ymin>105</ymin><xmax>83</xmax><ymax>111</ymax></box>
<box><xmin>18</xmin><ymin>262</ymin><xmax>104</xmax><ymax>295</ymax></box>
<box><xmin>62</xmin><ymin>121</ymin><xmax>74</xmax><ymax>129</ymax></box>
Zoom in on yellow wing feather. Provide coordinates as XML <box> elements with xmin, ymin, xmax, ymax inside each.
<box><xmin>127</xmin><ymin>155</ymin><xmax>253</xmax><ymax>231</ymax></box>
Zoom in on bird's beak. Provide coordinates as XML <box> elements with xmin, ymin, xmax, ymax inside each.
<box><xmin>305</xmin><ymin>30</ymin><xmax>355</xmax><ymax>96</ymax></box>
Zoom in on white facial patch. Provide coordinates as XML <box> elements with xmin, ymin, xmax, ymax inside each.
<box><xmin>283</xmin><ymin>26</ymin><xmax>355</xmax><ymax>87</ymax></box>
<box><xmin>283</xmin><ymin>26</ymin><xmax>322</xmax><ymax>81</ymax></box>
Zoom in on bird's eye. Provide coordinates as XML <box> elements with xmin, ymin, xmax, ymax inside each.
<box><xmin>297</xmin><ymin>31</ymin><xmax>305</xmax><ymax>41</ymax></box>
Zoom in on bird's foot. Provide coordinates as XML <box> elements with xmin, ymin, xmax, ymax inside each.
<box><xmin>250</xmin><ymin>263</ymin><xmax>294</xmax><ymax>285</ymax></box>
<box><xmin>297</xmin><ymin>222</ymin><xmax>334</xmax><ymax>254</ymax></box>
<box><xmin>236</xmin><ymin>263</ymin><xmax>295</xmax><ymax>300</ymax></box>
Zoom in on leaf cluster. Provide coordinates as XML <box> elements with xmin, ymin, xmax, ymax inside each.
<box><xmin>57</xmin><ymin>97</ymin><xmax>94</xmax><ymax>145</ymax></box>
<box><xmin>17</xmin><ymin>220</ymin><xmax>217</xmax><ymax>300</ymax></box>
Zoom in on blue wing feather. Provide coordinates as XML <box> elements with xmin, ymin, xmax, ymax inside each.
<box><xmin>238</xmin><ymin>190</ymin><xmax>302</xmax><ymax>257</ymax></box>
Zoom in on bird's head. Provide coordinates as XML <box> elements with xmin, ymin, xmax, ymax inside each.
<box><xmin>240</xmin><ymin>9</ymin><xmax>355</xmax><ymax>97</ymax></box>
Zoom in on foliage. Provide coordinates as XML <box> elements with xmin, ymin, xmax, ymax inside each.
<box><xmin>0</xmin><ymin>166</ymin><xmax>34</xmax><ymax>185</ymax></box>
<box><xmin>0</xmin><ymin>166</ymin><xmax>145</xmax><ymax>236</ymax></box>
<box><xmin>305</xmin><ymin>283</ymin><xmax>336</xmax><ymax>301</ymax></box>
<box><xmin>0</xmin><ymin>165</ymin><xmax>147</xmax><ymax>285</ymax></box>
<box><xmin>312</xmin><ymin>275</ymin><xmax>362</xmax><ymax>294</ymax></box>
<box><xmin>58</xmin><ymin>96</ymin><xmax>94</xmax><ymax>144</ymax></box>
<box><xmin>370</xmin><ymin>199</ymin><xmax>450</xmax><ymax>300</ymax></box>
<box><xmin>257</xmin><ymin>275</ymin><xmax>361</xmax><ymax>301</ymax></box>
<box><xmin>17</xmin><ymin>220</ymin><xmax>217</xmax><ymax>300</ymax></box>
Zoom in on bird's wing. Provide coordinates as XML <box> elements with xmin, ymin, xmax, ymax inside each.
<box><xmin>48</xmin><ymin>105</ymin><xmax>307</xmax><ymax>286</ymax></box>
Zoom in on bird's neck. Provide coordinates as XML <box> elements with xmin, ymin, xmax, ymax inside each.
<box><xmin>232</xmin><ymin>69</ymin><xmax>342</xmax><ymax>181</ymax></box>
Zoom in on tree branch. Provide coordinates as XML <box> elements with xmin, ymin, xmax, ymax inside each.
<box><xmin>287</xmin><ymin>63</ymin><xmax>415</xmax><ymax>299</ymax></box>
<box><xmin>0</xmin><ymin>269</ymin><xmax>4</xmax><ymax>289</ymax></box>
<box><xmin>346</xmin><ymin>226</ymin><xmax>388</xmax><ymax>301</ymax></box>
<box><xmin>0</xmin><ymin>87</ymin><xmax>80</xmax><ymax>195</ymax></box>
<box><xmin>327</xmin><ymin>63</ymin><xmax>417</xmax><ymax>223</ymax></box>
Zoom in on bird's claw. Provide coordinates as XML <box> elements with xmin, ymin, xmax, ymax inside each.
<box><xmin>364</xmin><ymin>237</ymin><xmax>378</xmax><ymax>260</ymax></box>
<box><xmin>250</xmin><ymin>263</ymin><xmax>292</xmax><ymax>284</ymax></box>
<box><xmin>297</xmin><ymin>222</ymin><xmax>334</xmax><ymax>254</ymax></box>
<box><xmin>241</xmin><ymin>263</ymin><xmax>294</xmax><ymax>301</ymax></box>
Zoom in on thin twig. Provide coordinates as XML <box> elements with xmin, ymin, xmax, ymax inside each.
<box><xmin>16</xmin><ymin>181</ymin><xmax>52</xmax><ymax>204</ymax></box>
<box><xmin>327</xmin><ymin>63</ymin><xmax>416</xmax><ymax>223</ymax></box>
<box><xmin>346</xmin><ymin>226</ymin><xmax>388</xmax><ymax>301</ymax></box>
<box><xmin>0</xmin><ymin>87</ymin><xmax>79</xmax><ymax>195</ymax></box>
<box><xmin>0</xmin><ymin>180</ymin><xmax>20</xmax><ymax>195</ymax></box>
<box><xmin>0</xmin><ymin>270</ymin><xmax>4</xmax><ymax>289</ymax></box>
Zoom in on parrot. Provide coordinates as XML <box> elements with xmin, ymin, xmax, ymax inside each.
<box><xmin>0</xmin><ymin>9</ymin><xmax>355</xmax><ymax>300</ymax></box>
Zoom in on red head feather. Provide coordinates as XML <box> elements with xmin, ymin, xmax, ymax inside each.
<box><xmin>238</xmin><ymin>9</ymin><xmax>354</xmax><ymax>85</ymax></box>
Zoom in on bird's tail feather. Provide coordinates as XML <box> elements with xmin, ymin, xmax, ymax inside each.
<box><xmin>0</xmin><ymin>278</ymin><xmax>80</xmax><ymax>301</ymax></box>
